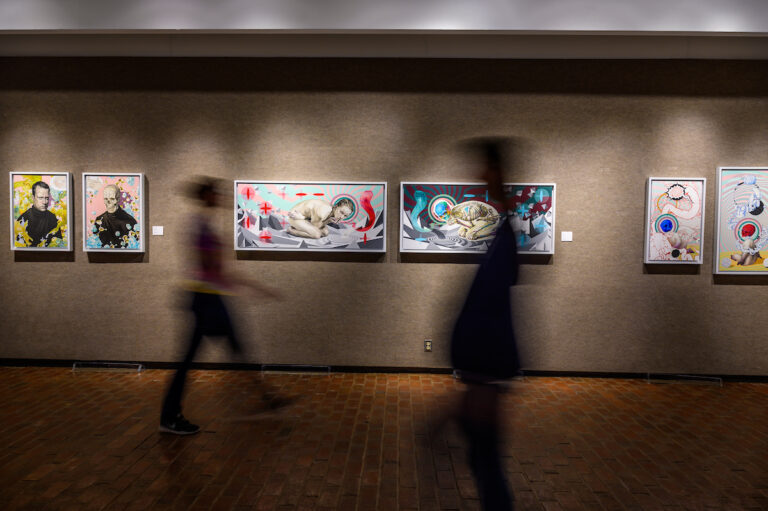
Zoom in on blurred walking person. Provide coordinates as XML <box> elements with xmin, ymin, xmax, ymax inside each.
<box><xmin>451</xmin><ymin>138</ymin><xmax>521</xmax><ymax>510</ymax></box>
<box><xmin>160</xmin><ymin>177</ymin><xmax>281</xmax><ymax>435</ymax></box>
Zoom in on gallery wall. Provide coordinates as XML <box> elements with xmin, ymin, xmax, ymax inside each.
<box><xmin>2</xmin><ymin>57</ymin><xmax>768</xmax><ymax>375</ymax></box>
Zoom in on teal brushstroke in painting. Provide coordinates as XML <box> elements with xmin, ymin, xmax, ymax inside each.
<box><xmin>239</xmin><ymin>183</ymin><xmax>385</xmax><ymax>218</ymax></box>
<box><xmin>410</xmin><ymin>190</ymin><xmax>431</xmax><ymax>232</ymax></box>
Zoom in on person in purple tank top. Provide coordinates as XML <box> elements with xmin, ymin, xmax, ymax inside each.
<box><xmin>160</xmin><ymin>177</ymin><xmax>284</xmax><ymax>435</ymax></box>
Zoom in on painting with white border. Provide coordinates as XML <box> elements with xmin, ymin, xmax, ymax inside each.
<box><xmin>715</xmin><ymin>168</ymin><xmax>768</xmax><ymax>274</ymax></box>
<box><xmin>235</xmin><ymin>181</ymin><xmax>386</xmax><ymax>252</ymax></box>
<box><xmin>644</xmin><ymin>178</ymin><xmax>705</xmax><ymax>264</ymax></box>
<box><xmin>83</xmin><ymin>173</ymin><xmax>144</xmax><ymax>252</ymax></box>
<box><xmin>400</xmin><ymin>182</ymin><xmax>555</xmax><ymax>254</ymax></box>
<box><xmin>10</xmin><ymin>172</ymin><xmax>71</xmax><ymax>251</ymax></box>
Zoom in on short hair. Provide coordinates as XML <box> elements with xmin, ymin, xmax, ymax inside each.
<box><xmin>334</xmin><ymin>197</ymin><xmax>354</xmax><ymax>211</ymax></box>
<box><xmin>31</xmin><ymin>181</ymin><xmax>50</xmax><ymax>196</ymax></box>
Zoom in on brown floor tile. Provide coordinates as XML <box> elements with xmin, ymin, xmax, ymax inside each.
<box><xmin>0</xmin><ymin>368</ymin><xmax>767</xmax><ymax>510</ymax></box>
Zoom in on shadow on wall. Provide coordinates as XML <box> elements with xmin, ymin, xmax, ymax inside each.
<box><xmin>14</xmin><ymin>251</ymin><xmax>75</xmax><ymax>262</ymax></box>
<box><xmin>713</xmin><ymin>274</ymin><xmax>768</xmax><ymax>286</ymax></box>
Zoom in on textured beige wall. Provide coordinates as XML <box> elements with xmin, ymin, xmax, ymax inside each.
<box><xmin>1</xmin><ymin>58</ymin><xmax>768</xmax><ymax>374</ymax></box>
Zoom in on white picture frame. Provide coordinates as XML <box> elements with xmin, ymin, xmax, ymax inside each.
<box><xmin>644</xmin><ymin>177</ymin><xmax>706</xmax><ymax>265</ymax></box>
<box><xmin>714</xmin><ymin>167</ymin><xmax>768</xmax><ymax>274</ymax></box>
<box><xmin>9</xmin><ymin>171</ymin><xmax>72</xmax><ymax>251</ymax></box>
<box><xmin>234</xmin><ymin>180</ymin><xmax>387</xmax><ymax>252</ymax></box>
<box><xmin>82</xmin><ymin>173</ymin><xmax>145</xmax><ymax>252</ymax></box>
<box><xmin>400</xmin><ymin>181</ymin><xmax>556</xmax><ymax>254</ymax></box>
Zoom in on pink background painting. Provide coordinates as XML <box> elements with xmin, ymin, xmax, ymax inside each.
<box><xmin>84</xmin><ymin>174</ymin><xmax>142</xmax><ymax>250</ymax></box>
<box><xmin>84</xmin><ymin>174</ymin><xmax>141</xmax><ymax>224</ymax></box>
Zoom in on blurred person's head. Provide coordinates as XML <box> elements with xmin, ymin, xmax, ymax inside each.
<box><xmin>189</xmin><ymin>177</ymin><xmax>224</xmax><ymax>208</ymax></box>
<box><xmin>461</xmin><ymin>137</ymin><xmax>512</xmax><ymax>202</ymax></box>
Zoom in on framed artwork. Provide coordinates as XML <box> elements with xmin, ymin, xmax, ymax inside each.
<box><xmin>234</xmin><ymin>181</ymin><xmax>386</xmax><ymax>252</ymax></box>
<box><xmin>9</xmin><ymin>172</ymin><xmax>71</xmax><ymax>251</ymax></box>
<box><xmin>644</xmin><ymin>178</ymin><xmax>706</xmax><ymax>264</ymax></box>
<box><xmin>400</xmin><ymin>182</ymin><xmax>556</xmax><ymax>254</ymax></box>
<box><xmin>715</xmin><ymin>167</ymin><xmax>768</xmax><ymax>274</ymax></box>
<box><xmin>507</xmin><ymin>183</ymin><xmax>556</xmax><ymax>254</ymax></box>
<box><xmin>83</xmin><ymin>173</ymin><xmax>144</xmax><ymax>252</ymax></box>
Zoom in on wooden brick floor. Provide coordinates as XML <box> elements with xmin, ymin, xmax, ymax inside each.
<box><xmin>1</xmin><ymin>367</ymin><xmax>767</xmax><ymax>510</ymax></box>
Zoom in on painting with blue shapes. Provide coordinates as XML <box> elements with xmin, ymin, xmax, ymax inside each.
<box><xmin>400</xmin><ymin>182</ymin><xmax>556</xmax><ymax>254</ymax></box>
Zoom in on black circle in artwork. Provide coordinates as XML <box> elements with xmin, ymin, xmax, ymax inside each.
<box><xmin>671</xmin><ymin>249</ymin><xmax>680</xmax><ymax>258</ymax></box>
<box><xmin>750</xmin><ymin>201</ymin><xmax>764</xmax><ymax>216</ymax></box>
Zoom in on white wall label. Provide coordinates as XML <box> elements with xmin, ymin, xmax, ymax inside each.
<box><xmin>152</xmin><ymin>226</ymin><xmax>164</xmax><ymax>236</ymax></box>
<box><xmin>561</xmin><ymin>231</ymin><xmax>573</xmax><ymax>242</ymax></box>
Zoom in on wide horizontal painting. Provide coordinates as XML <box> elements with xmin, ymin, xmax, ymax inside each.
<box><xmin>10</xmin><ymin>172</ymin><xmax>71</xmax><ymax>251</ymax></box>
<box><xmin>400</xmin><ymin>182</ymin><xmax>556</xmax><ymax>254</ymax></box>
<box><xmin>715</xmin><ymin>167</ymin><xmax>768</xmax><ymax>274</ymax></box>
<box><xmin>235</xmin><ymin>181</ymin><xmax>386</xmax><ymax>252</ymax></box>
<box><xmin>83</xmin><ymin>173</ymin><xmax>144</xmax><ymax>252</ymax></box>
<box><xmin>644</xmin><ymin>178</ymin><xmax>706</xmax><ymax>264</ymax></box>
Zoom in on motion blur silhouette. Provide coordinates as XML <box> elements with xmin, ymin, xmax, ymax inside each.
<box><xmin>451</xmin><ymin>138</ymin><xmax>521</xmax><ymax>510</ymax></box>
<box><xmin>160</xmin><ymin>177</ymin><xmax>283</xmax><ymax>435</ymax></box>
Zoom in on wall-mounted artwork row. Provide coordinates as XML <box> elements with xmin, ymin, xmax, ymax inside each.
<box><xmin>400</xmin><ymin>182</ymin><xmax>555</xmax><ymax>254</ymax></box>
<box><xmin>10</xmin><ymin>172</ymin><xmax>71</xmax><ymax>251</ymax></box>
<box><xmin>644</xmin><ymin>178</ymin><xmax>706</xmax><ymax>264</ymax></box>
<box><xmin>235</xmin><ymin>181</ymin><xmax>386</xmax><ymax>252</ymax></box>
<box><xmin>83</xmin><ymin>173</ymin><xmax>144</xmax><ymax>252</ymax></box>
<box><xmin>715</xmin><ymin>167</ymin><xmax>768</xmax><ymax>274</ymax></box>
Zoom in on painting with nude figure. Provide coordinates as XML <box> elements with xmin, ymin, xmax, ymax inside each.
<box><xmin>400</xmin><ymin>182</ymin><xmax>556</xmax><ymax>254</ymax></box>
<box><xmin>644</xmin><ymin>177</ymin><xmax>706</xmax><ymax>265</ymax></box>
<box><xmin>714</xmin><ymin>168</ymin><xmax>768</xmax><ymax>274</ymax></box>
<box><xmin>234</xmin><ymin>181</ymin><xmax>386</xmax><ymax>252</ymax></box>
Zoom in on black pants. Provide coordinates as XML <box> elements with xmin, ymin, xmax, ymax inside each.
<box><xmin>161</xmin><ymin>292</ymin><xmax>243</xmax><ymax>421</ymax></box>
<box><xmin>458</xmin><ymin>383</ymin><xmax>514</xmax><ymax>511</ymax></box>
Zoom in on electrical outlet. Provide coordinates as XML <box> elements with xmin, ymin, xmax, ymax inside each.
<box><xmin>424</xmin><ymin>339</ymin><xmax>432</xmax><ymax>352</ymax></box>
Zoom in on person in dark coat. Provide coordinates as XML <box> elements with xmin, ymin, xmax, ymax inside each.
<box><xmin>451</xmin><ymin>138</ymin><xmax>520</xmax><ymax>511</ymax></box>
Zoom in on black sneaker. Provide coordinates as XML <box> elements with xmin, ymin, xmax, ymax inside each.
<box><xmin>159</xmin><ymin>414</ymin><xmax>200</xmax><ymax>435</ymax></box>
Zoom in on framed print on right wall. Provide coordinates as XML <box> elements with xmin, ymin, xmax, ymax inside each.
<box><xmin>644</xmin><ymin>177</ymin><xmax>706</xmax><ymax>264</ymax></box>
<box><xmin>715</xmin><ymin>167</ymin><xmax>768</xmax><ymax>274</ymax></box>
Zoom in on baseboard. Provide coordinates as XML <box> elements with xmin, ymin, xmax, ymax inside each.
<box><xmin>519</xmin><ymin>369</ymin><xmax>768</xmax><ymax>383</ymax></box>
<box><xmin>1</xmin><ymin>359</ymin><xmax>766</xmax><ymax>382</ymax></box>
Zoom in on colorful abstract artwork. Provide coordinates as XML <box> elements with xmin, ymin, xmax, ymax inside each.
<box><xmin>235</xmin><ymin>181</ymin><xmax>386</xmax><ymax>252</ymax></box>
<box><xmin>9</xmin><ymin>172</ymin><xmax>71</xmax><ymax>251</ymax></box>
<box><xmin>506</xmin><ymin>183</ymin><xmax>556</xmax><ymax>254</ymax></box>
<box><xmin>83</xmin><ymin>173</ymin><xmax>144</xmax><ymax>252</ymax></box>
<box><xmin>400</xmin><ymin>182</ymin><xmax>556</xmax><ymax>254</ymax></box>
<box><xmin>715</xmin><ymin>168</ymin><xmax>768</xmax><ymax>274</ymax></box>
<box><xmin>644</xmin><ymin>178</ymin><xmax>706</xmax><ymax>264</ymax></box>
